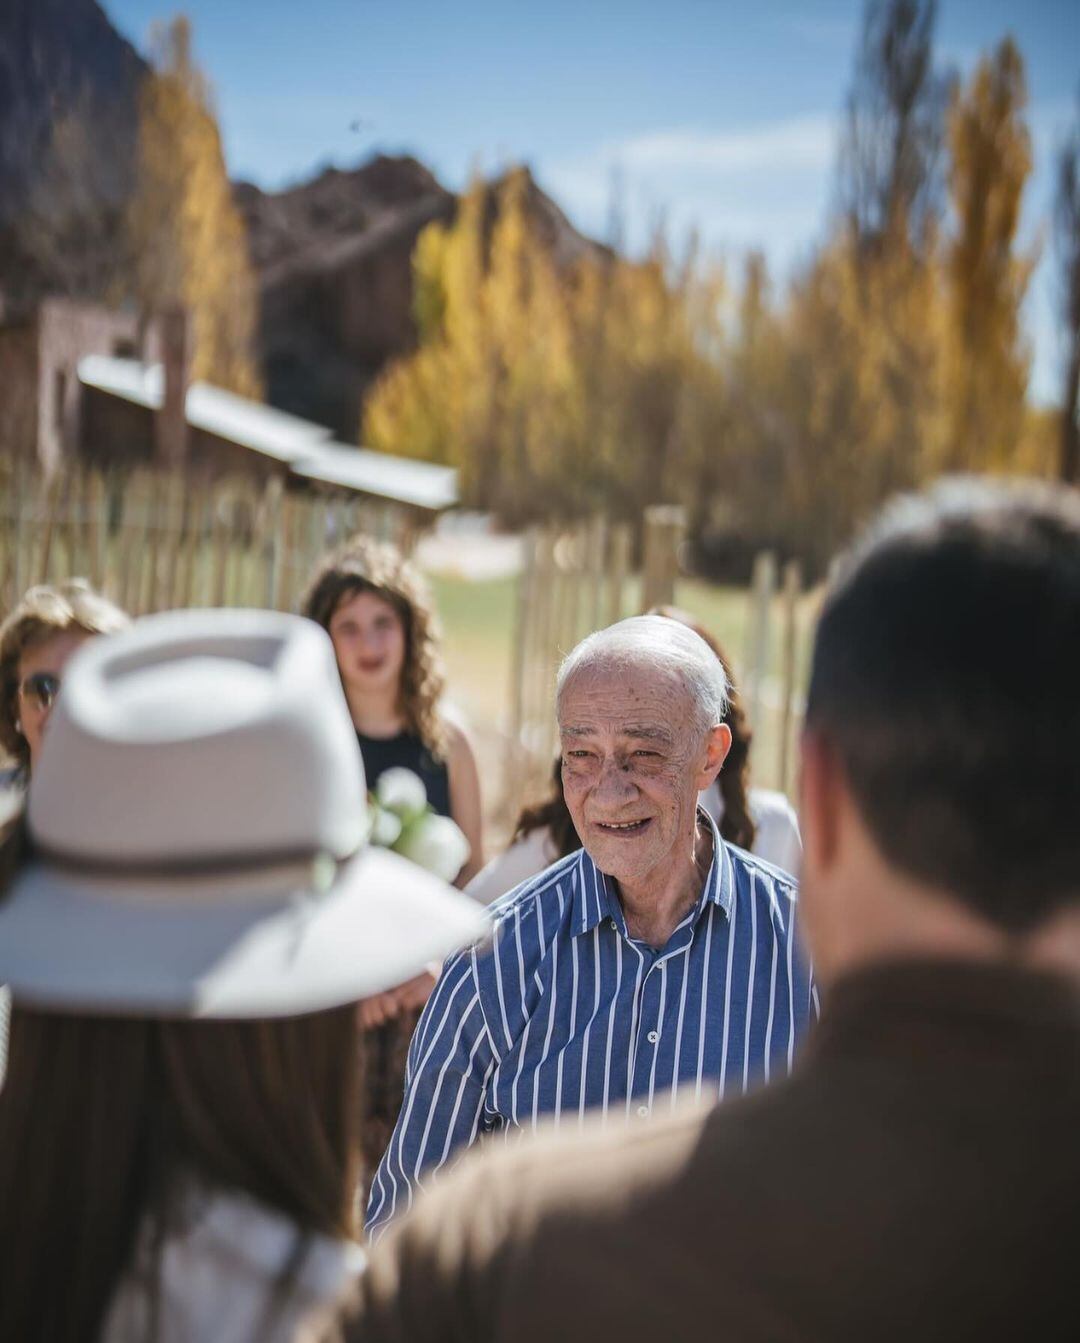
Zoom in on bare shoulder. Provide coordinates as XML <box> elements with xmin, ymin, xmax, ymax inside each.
<box><xmin>440</xmin><ymin>713</ymin><xmax>476</xmax><ymax>763</ymax></box>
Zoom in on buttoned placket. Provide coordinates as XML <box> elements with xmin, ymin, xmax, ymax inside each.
<box><xmin>620</xmin><ymin>900</ymin><xmax>708</xmax><ymax>1116</ymax></box>
<box><xmin>587</xmin><ymin>828</ymin><xmax>727</xmax><ymax>1119</ymax></box>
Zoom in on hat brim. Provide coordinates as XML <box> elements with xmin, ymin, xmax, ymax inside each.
<box><xmin>0</xmin><ymin>846</ymin><xmax>489</xmax><ymax>1019</ymax></box>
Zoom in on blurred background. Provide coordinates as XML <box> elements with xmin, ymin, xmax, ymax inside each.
<box><xmin>1</xmin><ymin>0</ymin><xmax>1078</xmax><ymax>837</ymax></box>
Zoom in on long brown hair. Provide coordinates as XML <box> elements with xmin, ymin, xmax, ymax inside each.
<box><xmin>650</xmin><ymin>606</ymin><xmax>756</xmax><ymax>851</ymax></box>
<box><xmin>512</xmin><ymin>755</ymin><xmax>581</xmax><ymax>859</ymax></box>
<box><xmin>302</xmin><ymin>537</ymin><xmax>448</xmax><ymax>758</ymax></box>
<box><xmin>0</xmin><ymin>999</ymin><xmax>363</xmax><ymax>1343</ymax></box>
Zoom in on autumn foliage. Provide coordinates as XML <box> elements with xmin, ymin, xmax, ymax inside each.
<box><xmin>365</xmin><ymin>6</ymin><xmax>1056</xmax><ymax>573</ymax></box>
<box><xmin>128</xmin><ymin>17</ymin><xmax>261</xmax><ymax>398</ymax></box>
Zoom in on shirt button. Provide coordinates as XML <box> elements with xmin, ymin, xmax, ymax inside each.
<box><xmin>636</xmin><ymin>1105</ymin><xmax>650</xmax><ymax>1118</ymax></box>
<box><xmin>647</xmin><ymin>1030</ymin><xmax>659</xmax><ymax>1045</ymax></box>
<box><xmin>607</xmin><ymin>917</ymin><xmax>617</xmax><ymax>931</ymax></box>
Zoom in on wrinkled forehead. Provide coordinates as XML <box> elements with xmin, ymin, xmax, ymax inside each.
<box><xmin>557</xmin><ymin>657</ymin><xmax>695</xmax><ymax>737</ymax></box>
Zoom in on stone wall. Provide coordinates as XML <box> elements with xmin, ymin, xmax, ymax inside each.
<box><xmin>0</xmin><ymin>300</ymin><xmax>150</xmax><ymax>473</ymax></box>
<box><xmin>36</xmin><ymin>300</ymin><xmax>145</xmax><ymax>472</ymax></box>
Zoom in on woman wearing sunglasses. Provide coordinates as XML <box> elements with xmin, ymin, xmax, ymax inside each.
<box><xmin>0</xmin><ymin>579</ymin><xmax>129</xmax><ymax>1094</ymax></box>
<box><xmin>0</xmin><ymin>579</ymin><xmax>129</xmax><ymax>786</ymax></box>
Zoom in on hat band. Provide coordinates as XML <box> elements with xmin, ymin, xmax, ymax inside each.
<box><xmin>30</xmin><ymin>840</ymin><xmax>358</xmax><ymax>893</ymax></box>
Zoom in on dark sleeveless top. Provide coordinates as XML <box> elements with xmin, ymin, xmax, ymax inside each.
<box><xmin>356</xmin><ymin>729</ymin><xmax>452</xmax><ymax>819</ymax></box>
<box><xmin>355</xmin><ymin>728</ymin><xmax>451</xmax><ymax>1205</ymax></box>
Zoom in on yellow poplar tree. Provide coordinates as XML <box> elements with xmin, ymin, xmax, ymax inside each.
<box><xmin>484</xmin><ymin>168</ymin><xmax>578</xmax><ymax>518</ymax></box>
<box><xmin>366</xmin><ymin>182</ymin><xmax>487</xmax><ymax>473</ymax></box>
<box><xmin>129</xmin><ymin>16</ymin><xmax>262</xmax><ymax>398</ymax></box>
<box><xmin>695</xmin><ymin>253</ymin><xmax>783</xmax><ymax>547</ymax></box>
<box><xmin>367</xmin><ymin>168</ymin><xmax>734</xmax><ymax>528</ymax></box>
<box><xmin>367</xmin><ymin>169</ymin><xmax>576</xmax><ymax>517</ymax></box>
<box><xmin>944</xmin><ymin>38</ymin><xmax>1034</xmax><ymax>471</ymax></box>
<box><xmin>779</xmin><ymin>226</ymin><xmax>948</xmax><ymax>569</ymax></box>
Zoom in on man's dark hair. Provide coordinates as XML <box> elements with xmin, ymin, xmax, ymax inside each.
<box><xmin>806</xmin><ymin>477</ymin><xmax>1080</xmax><ymax>933</ymax></box>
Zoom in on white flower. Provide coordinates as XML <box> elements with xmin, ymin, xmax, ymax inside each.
<box><xmin>375</xmin><ymin>767</ymin><xmax>428</xmax><ymax>819</ymax></box>
<box><xmin>396</xmin><ymin>813</ymin><xmax>471</xmax><ymax>883</ymax></box>
<box><xmin>369</xmin><ymin>804</ymin><xmax>403</xmax><ymax>848</ymax></box>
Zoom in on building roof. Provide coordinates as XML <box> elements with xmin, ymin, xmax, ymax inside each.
<box><xmin>78</xmin><ymin>355</ymin><xmax>332</xmax><ymax>464</ymax></box>
<box><xmin>291</xmin><ymin>442</ymin><xmax>459</xmax><ymax>513</ymax></box>
<box><xmin>77</xmin><ymin>355</ymin><xmax>458</xmax><ymax>511</ymax></box>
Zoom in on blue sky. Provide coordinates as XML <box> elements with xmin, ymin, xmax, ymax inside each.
<box><xmin>102</xmin><ymin>0</ymin><xmax>1079</xmax><ymax>404</ymax></box>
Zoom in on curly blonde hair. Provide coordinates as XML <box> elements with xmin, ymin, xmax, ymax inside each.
<box><xmin>302</xmin><ymin>536</ymin><xmax>449</xmax><ymax>759</ymax></box>
<box><xmin>0</xmin><ymin>579</ymin><xmax>130</xmax><ymax>777</ymax></box>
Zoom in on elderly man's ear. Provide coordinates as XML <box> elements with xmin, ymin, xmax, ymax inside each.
<box><xmin>696</xmin><ymin>724</ymin><xmax>732</xmax><ymax>790</ymax></box>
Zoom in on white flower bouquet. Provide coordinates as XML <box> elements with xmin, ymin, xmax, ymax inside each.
<box><xmin>367</xmin><ymin>766</ymin><xmax>470</xmax><ymax>882</ymax></box>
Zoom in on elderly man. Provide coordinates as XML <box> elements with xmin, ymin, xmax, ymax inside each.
<box><xmin>365</xmin><ymin>615</ymin><xmax>816</xmax><ymax>1234</ymax></box>
<box><xmin>351</xmin><ymin>478</ymin><xmax>1080</xmax><ymax>1342</ymax></box>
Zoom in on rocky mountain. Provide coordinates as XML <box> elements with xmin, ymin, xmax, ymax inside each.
<box><xmin>0</xmin><ymin>0</ymin><xmax>606</xmax><ymax>439</ymax></box>
<box><xmin>0</xmin><ymin>0</ymin><xmax>144</xmax><ymax>219</ymax></box>
<box><xmin>0</xmin><ymin>0</ymin><xmax>145</xmax><ymax>305</ymax></box>
<box><xmin>238</xmin><ymin>156</ymin><xmax>607</xmax><ymax>439</ymax></box>
<box><xmin>233</xmin><ymin>156</ymin><xmax>456</xmax><ymax>436</ymax></box>
<box><xmin>235</xmin><ymin>155</ymin><xmax>451</xmax><ymax>275</ymax></box>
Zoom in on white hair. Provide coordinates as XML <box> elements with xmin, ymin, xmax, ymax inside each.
<box><xmin>555</xmin><ymin>615</ymin><xmax>729</xmax><ymax>734</ymax></box>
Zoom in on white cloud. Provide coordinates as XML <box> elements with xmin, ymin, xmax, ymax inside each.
<box><xmin>614</xmin><ymin>114</ymin><xmax>839</xmax><ymax>175</ymax></box>
<box><xmin>1028</xmin><ymin>95</ymin><xmax>1078</xmax><ymax>157</ymax></box>
<box><xmin>540</xmin><ymin>100</ymin><xmax>1071</xmax><ymax>402</ymax></box>
<box><xmin>541</xmin><ymin>112</ymin><xmax>838</xmax><ymax>265</ymax></box>
<box><xmin>778</xmin><ymin>14</ymin><xmax>858</xmax><ymax>50</ymax></box>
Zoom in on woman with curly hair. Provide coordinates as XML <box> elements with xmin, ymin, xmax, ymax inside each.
<box><xmin>302</xmin><ymin>537</ymin><xmax>483</xmax><ymax>887</ymax></box>
<box><xmin>466</xmin><ymin>605</ymin><xmax>800</xmax><ymax>905</ymax></box>
<box><xmin>0</xmin><ymin>578</ymin><xmax>129</xmax><ymax>1086</ymax></box>
<box><xmin>303</xmin><ymin>538</ymin><xmax>484</xmax><ymax>1185</ymax></box>
<box><xmin>0</xmin><ymin>579</ymin><xmax>129</xmax><ymax>786</ymax></box>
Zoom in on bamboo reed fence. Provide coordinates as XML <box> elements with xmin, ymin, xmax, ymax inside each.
<box><xmin>0</xmin><ymin>461</ymin><xmax>414</xmax><ymax>619</ymax></box>
<box><xmin>504</xmin><ymin>516</ymin><xmax>636</xmax><ymax>801</ymax></box>
<box><xmin>501</xmin><ymin>506</ymin><xmax>807</xmax><ymax>810</ymax></box>
<box><xmin>1</xmin><ymin>462</ymin><xmax>807</xmax><ymax>808</ymax></box>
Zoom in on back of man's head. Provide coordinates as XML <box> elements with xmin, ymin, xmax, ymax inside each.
<box><xmin>806</xmin><ymin>477</ymin><xmax>1080</xmax><ymax>934</ymax></box>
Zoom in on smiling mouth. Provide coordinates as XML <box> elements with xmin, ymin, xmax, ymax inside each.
<box><xmin>594</xmin><ymin>818</ymin><xmax>651</xmax><ymax>837</ymax></box>
<box><xmin>357</xmin><ymin>659</ymin><xmax>386</xmax><ymax>673</ymax></box>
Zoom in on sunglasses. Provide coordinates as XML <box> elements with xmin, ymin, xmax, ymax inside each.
<box><xmin>19</xmin><ymin>671</ymin><xmax>62</xmax><ymax>711</ymax></box>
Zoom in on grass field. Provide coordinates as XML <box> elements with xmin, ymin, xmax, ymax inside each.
<box><xmin>426</xmin><ymin>568</ymin><xmax>821</xmax><ymax>839</ymax></box>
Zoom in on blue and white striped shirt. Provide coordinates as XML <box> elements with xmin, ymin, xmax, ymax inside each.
<box><xmin>366</xmin><ymin>810</ymin><xmax>817</xmax><ymax>1235</ymax></box>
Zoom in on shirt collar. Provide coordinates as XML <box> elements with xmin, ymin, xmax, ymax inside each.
<box><xmin>570</xmin><ymin>806</ymin><xmax>733</xmax><ymax>937</ymax></box>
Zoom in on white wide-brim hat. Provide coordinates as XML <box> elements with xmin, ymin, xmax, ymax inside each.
<box><xmin>0</xmin><ymin>608</ymin><xmax>488</xmax><ymax>1018</ymax></box>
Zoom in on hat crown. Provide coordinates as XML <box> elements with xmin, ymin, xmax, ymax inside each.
<box><xmin>29</xmin><ymin>609</ymin><xmax>367</xmax><ymax>869</ymax></box>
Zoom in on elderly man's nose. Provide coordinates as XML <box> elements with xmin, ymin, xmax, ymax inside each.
<box><xmin>595</xmin><ymin>756</ymin><xmax>635</xmax><ymax>798</ymax></box>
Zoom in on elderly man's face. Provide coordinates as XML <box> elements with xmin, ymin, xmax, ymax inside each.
<box><xmin>559</xmin><ymin>660</ymin><xmax>726</xmax><ymax>891</ymax></box>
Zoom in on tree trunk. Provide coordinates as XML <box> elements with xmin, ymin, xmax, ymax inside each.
<box><xmin>1060</xmin><ymin>340</ymin><xmax>1080</xmax><ymax>484</ymax></box>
